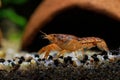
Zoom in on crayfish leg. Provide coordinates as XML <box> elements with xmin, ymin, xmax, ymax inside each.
<box><xmin>38</xmin><ymin>43</ymin><xmax>62</xmax><ymax>59</ymax></box>
<box><xmin>96</xmin><ymin>40</ymin><xmax>110</xmax><ymax>55</ymax></box>
<box><xmin>96</xmin><ymin>41</ymin><xmax>109</xmax><ymax>52</ymax></box>
<box><xmin>57</xmin><ymin>49</ymin><xmax>68</xmax><ymax>57</ymax></box>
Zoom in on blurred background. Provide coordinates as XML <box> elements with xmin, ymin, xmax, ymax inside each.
<box><xmin>0</xmin><ymin>0</ymin><xmax>42</xmax><ymax>50</ymax></box>
<box><xmin>0</xmin><ymin>0</ymin><xmax>120</xmax><ymax>52</ymax></box>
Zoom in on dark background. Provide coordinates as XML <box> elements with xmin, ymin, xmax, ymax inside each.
<box><xmin>31</xmin><ymin>6</ymin><xmax>120</xmax><ymax>52</ymax></box>
<box><xmin>1</xmin><ymin>0</ymin><xmax>120</xmax><ymax>52</ymax></box>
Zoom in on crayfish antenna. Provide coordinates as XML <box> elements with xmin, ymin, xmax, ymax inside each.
<box><xmin>40</xmin><ymin>31</ymin><xmax>48</xmax><ymax>39</ymax></box>
<box><xmin>40</xmin><ymin>31</ymin><xmax>47</xmax><ymax>38</ymax></box>
<box><xmin>40</xmin><ymin>31</ymin><xmax>47</xmax><ymax>35</ymax></box>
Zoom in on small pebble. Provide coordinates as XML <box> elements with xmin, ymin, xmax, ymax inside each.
<box><xmin>19</xmin><ymin>62</ymin><xmax>30</xmax><ymax>70</ymax></box>
<box><xmin>11</xmin><ymin>62</ymin><xmax>16</xmax><ymax>67</ymax></box>
<box><xmin>91</xmin><ymin>54</ymin><xmax>99</xmax><ymax>62</ymax></box>
<box><xmin>48</xmin><ymin>55</ymin><xmax>53</xmax><ymax>60</ymax></box>
<box><xmin>20</xmin><ymin>56</ymin><xmax>25</xmax><ymax>61</ymax></box>
<box><xmin>34</xmin><ymin>54</ymin><xmax>39</xmax><ymax>58</ymax></box>
<box><xmin>80</xmin><ymin>55</ymin><xmax>88</xmax><ymax>63</ymax></box>
<box><xmin>18</xmin><ymin>59</ymin><xmax>23</xmax><ymax>64</ymax></box>
<box><xmin>64</xmin><ymin>56</ymin><xmax>73</xmax><ymax>64</ymax></box>
<box><xmin>26</xmin><ymin>57</ymin><xmax>32</xmax><ymax>62</ymax></box>
<box><xmin>7</xmin><ymin>60</ymin><xmax>12</xmax><ymax>63</ymax></box>
<box><xmin>37</xmin><ymin>58</ymin><xmax>41</xmax><ymax>62</ymax></box>
<box><xmin>103</xmin><ymin>55</ymin><xmax>108</xmax><ymax>60</ymax></box>
<box><xmin>0</xmin><ymin>58</ymin><xmax>5</xmax><ymax>63</ymax></box>
<box><xmin>54</xmin><ymin>59</ymin><xmax>59</xmax><ymax>66</ymax></box>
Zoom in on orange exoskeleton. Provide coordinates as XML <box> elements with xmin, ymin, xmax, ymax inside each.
<box><xmin>38</xmin><ymin>32</ymin><xmax>109</xmax><ymax>58</ymax></box>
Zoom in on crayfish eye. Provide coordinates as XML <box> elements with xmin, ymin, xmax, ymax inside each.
<box><xmin>53</xmin><ymin>34</ymin><xmax>57</xmax><ymax>37</ymax></box>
